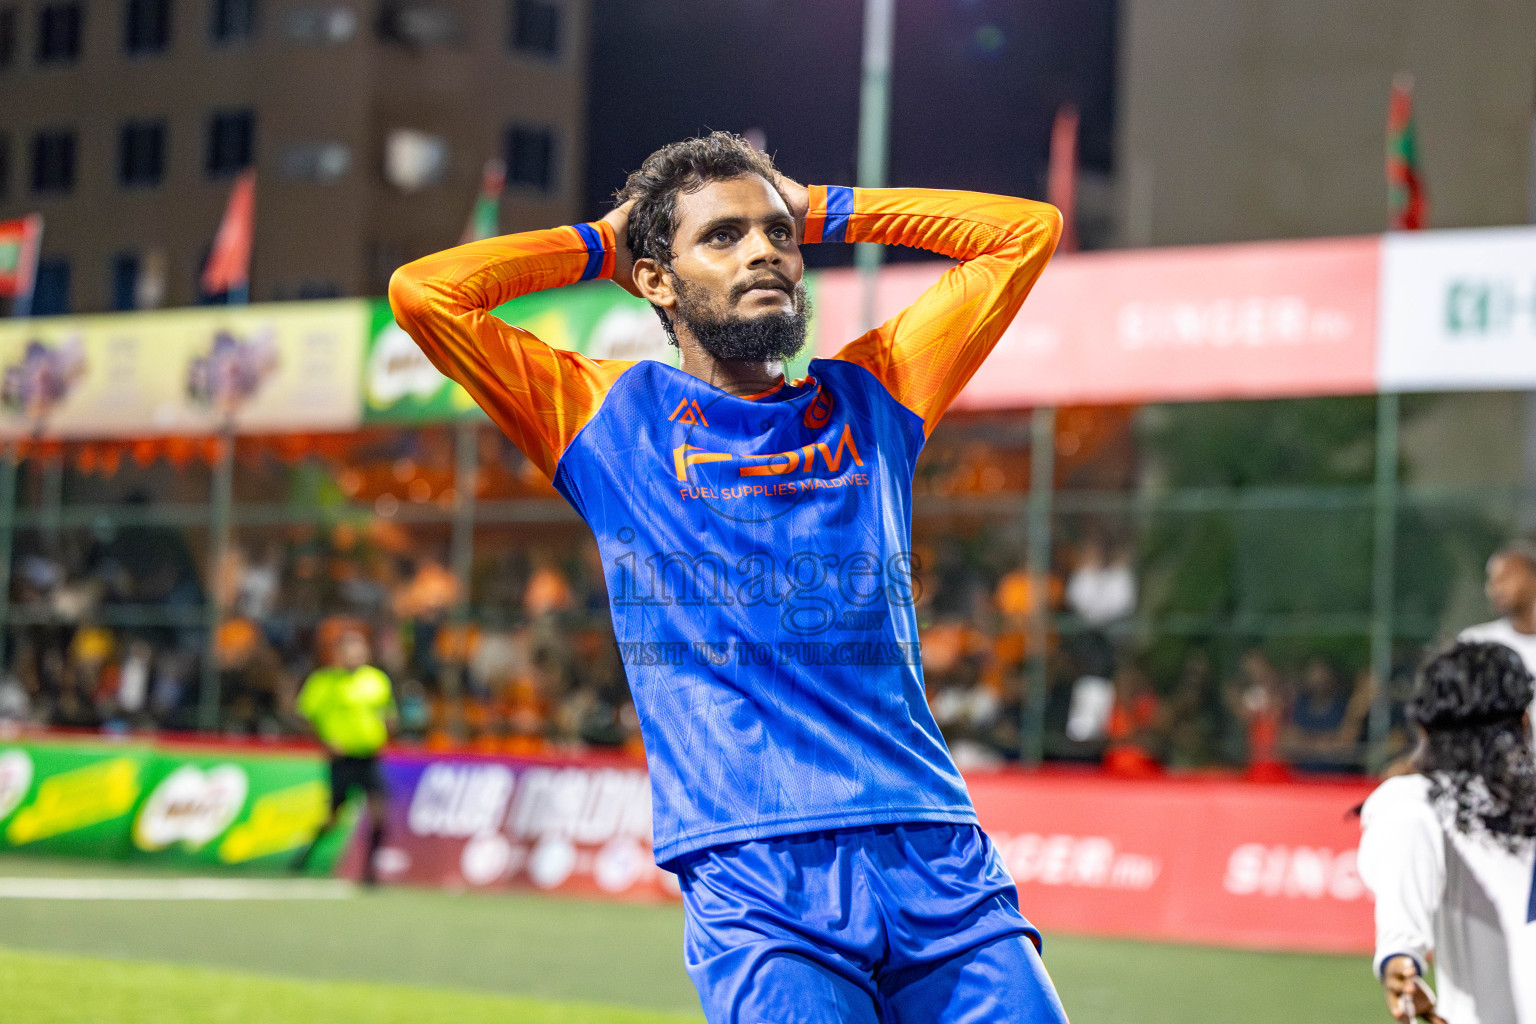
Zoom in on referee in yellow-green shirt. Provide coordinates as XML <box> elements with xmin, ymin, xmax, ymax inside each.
<box><xmin>292</xmin><ymin>626</ymin><xmax>396</xmax><ymax>885</ymax></box>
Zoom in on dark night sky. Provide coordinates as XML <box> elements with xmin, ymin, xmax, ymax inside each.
<box><xmin>584</xmin><ymin>0</ymin><xmax>1117</xmax><ymax>265</ymax></box>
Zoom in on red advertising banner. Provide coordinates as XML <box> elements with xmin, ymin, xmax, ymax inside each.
<box><xmin>967</xmin><ymin>772</ymin><xmax>1376</xmax><ymax>953</ymax></box>
<box><xmin>360</xmin><ymin>752</ymin><xmax>1375</xmax><ymax>954</ymax></box>
<box><xmin>814</xmin><ymin>236</ymin><xmax>1380</xmax><ymax>408</ymax></box>
<box><xmin>346</xmin><ymin>751</ymin><xmax>678</xmax><ymax>900</ymax></box>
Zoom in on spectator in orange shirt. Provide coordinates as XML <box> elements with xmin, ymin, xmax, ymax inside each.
<box><xmin>1103</xmin><ymin>662</ymin><xmax>1166</xmax><ymax>776</ymax></box>
<box><xmin>1226</xmin><ymin>648</ymin><xmax>1289</xmax><ymax>780</ymax></box>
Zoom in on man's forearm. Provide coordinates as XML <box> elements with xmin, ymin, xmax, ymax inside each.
<box><xmin>803</xmin><ymin>186</ymin><xmax>1060</xmax><ymax>265</ymax></box>
<box><xmin>813</xmin><ymin>186</ymin><xmax>1061</xmax><ymax>432</ymax></box>
<box><xmin>389</xmin><ymin>222</ymin><xmax>616</xmax><ymax>332</ymax></box>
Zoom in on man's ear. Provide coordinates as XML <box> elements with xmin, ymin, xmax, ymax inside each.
<box><xmin>632</xmin><ymin>258</ymin><xmax>676</xmax><ymax>311</ymax></box>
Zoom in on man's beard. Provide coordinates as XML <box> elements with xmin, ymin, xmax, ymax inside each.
<box><xmin>667</xmin><ymin>276</ymin><xmax>811</xmax><ymax>363</ymax></box>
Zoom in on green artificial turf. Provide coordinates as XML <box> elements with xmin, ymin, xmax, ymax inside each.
<box><xmin>0</xmin><ymin>947</ymin><xmax>696</xmax><ymax>1024</ymax></box>
<box><xmin>0</xmin><ymin>854</ymin><xmax>1390</xmax><ymax>1023</ymax></box>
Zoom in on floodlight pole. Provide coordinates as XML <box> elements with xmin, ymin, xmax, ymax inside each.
<box><xmin>855</xmin><ymin>0</ymin><xmax>894</xmax><ymax>331</ymax></box>
<box><xmin>1022</xmin><ymin>407</ymin><xmax>1056</xmax><ymax>766</ymax></box>
<box><xmin>199</xmin><ymin>424</ymin><xmax>235</xmax><ymax>731</ymax></box>
<box><xmin>1366</xmin><ymin>391</ymin><xmax>1400</xmax><ymax>762</ymax></box>
<box><xmin>0</xmin><ymin>448</ymin><xmax>16</xmax><ymax>674</ymax></box>
<box><xmin>198</xmin><ymin>257</ymin><xmax>250</xmax><ymax>730</ymax></box>
<box><xmin>450</xmin><ymin>418</ymin><xmax>478</xmax><ymax>626</ymax></box>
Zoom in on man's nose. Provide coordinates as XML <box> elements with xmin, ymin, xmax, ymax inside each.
<box><xmin>742</xmin><ymin>228</ymin><xmax>781</xmax><ymax>266</ymax></box>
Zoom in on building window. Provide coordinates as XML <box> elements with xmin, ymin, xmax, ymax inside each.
<box><xmin>285</xmin><ymin>4</ymin><xmax>355</xmax><ymax>44</ymax></box>
<box><xmin>0</xmin><ymin>7</ymin><xmax>19</xmax><ymax>68</ymax></box>
<box><xmin>505</xmin><ymin>126</ymin><xmax>553</xmax><ymax>191</ymax></box>
<box><xmin>206</xmin><ymin>109</ymin><xmax>254</xmax><ymax>176</ymax></box>
<box><xmin>279</xmin><ymin>141</ymin><xmax>350</xmax><ymax>182</ymax></box>
<box><xmin>383</xmin><ymin>129</ymin><xmax>447</xmax><ymax>191</ymax></box>
<box><xmin>509</xmin><ymin>0</ymin><xmax>558</xmax><ymax>56</ymax></box>
<box><xmin>111</xmin><ymin>252</ymin><xmax>139</xmax><ymax>311</ymax></box>
<box><xmin>37</xmin><ymin>2</ymin><xmax>83</xmax><ymax>63</ymax></box>
<box><xmin>31</xmin><ymin>130</ymin><xmax>76</xmax><ymax>193</ymax></box>
<box><xmin>296</xmin><ymin>279</ymin><xmax>339</xmax><ymax>299</ymax></box>
<box><xmin>376</xmin><ymin>4</ymin><xmax>455</xmax><ymax>47</ymax></box>
<box><xmin>124</xmin><ymin>0</ymin><xmax>171</xmax><ymax>54</ymax></box>
<box><xmin>210</xmin><ymin>0</ymin><xmax>254</xmax><ymax>42</ymax></box>
<box><xmin>32</xmin><ymin>257</ymin><xmax>70</xmax><ymax>315</ymax></box>
<box><xmin>119</xmin><ymin>121</ymin><xmax>166</xmax><ymax>187</ymax></box>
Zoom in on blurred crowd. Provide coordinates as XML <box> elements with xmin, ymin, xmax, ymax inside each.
<box><xmin>0</xmin><ymin>512</ymin><xmax>1443</xmax><ymax>780</ymax></box>
<box><xmin>908</xmin><ymin>532</ymin><xmax>1407</xmax><ymax>776</ymax></box>
<box><xmin>0</xmin><ymin>519</ymin><xmax>643</xmax><ymax>759</ymax></box>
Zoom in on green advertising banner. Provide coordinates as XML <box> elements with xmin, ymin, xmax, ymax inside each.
<box><xmin>127</xmin><ymin>747</ymin><xmax>352</xmax><ymax>872</ymax></box>
<box><xmin>365</xmin><ymin>277</ymin><xmax>818</xmax><ymax>424</ymax></box>
<box><xmin>0</xmin><ymin>741</ymin><xmax>152</xmax><ymax>858</ymax></box>
<box><xmin>363</xmin><ymin>284</ymin><xmax>673</xmax><ymax>424</ymax></box>
<box><xmin>0</xmin><ymin>740</ymin><xmax>353</xmax><ymax>873</ymax></box>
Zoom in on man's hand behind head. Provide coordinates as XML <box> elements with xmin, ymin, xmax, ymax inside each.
<box><xmin>601</xmin><ymin>199</ymin><xmax>640</xmax><ymax>298</ymax></box>
<box><xmin>773</xmin><ymin>175</ymin><xmax>809</xmax><ymax>241</ymax></box>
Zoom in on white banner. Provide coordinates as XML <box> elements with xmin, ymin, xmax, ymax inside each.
<box><xmin>1379</xmin><ymin>227</ymin><xmax>1536</xmax><ymax>392</ymax></box>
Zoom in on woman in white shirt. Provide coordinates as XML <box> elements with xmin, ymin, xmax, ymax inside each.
<box><xmin>1358</xmin><ymin>641</ymin><xmax>1536</xmax><ymax>1024</ymax></box>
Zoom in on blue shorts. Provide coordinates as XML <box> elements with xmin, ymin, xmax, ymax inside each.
<box><xmin>675</xmin><ymin>822</ymin><xmax>1069</xmax><ymax>1024</ymax></box>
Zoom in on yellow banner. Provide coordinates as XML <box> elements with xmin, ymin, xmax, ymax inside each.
<box><xmin>5</xmin><ymin>757</ymin><xmax>142</xmax><ymax>845</ymax></box>
<box><xmin>0</xmin><ymin>301</ymin><xmax>368</xmax><ymax>439</ymax></box>
<box><xmin>217</xmin><ymin>780</ymin><xmax>329</xmax><ymax>864</ymax></box>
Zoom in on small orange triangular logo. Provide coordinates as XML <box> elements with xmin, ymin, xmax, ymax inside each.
<box><xmin>667</xmin><ymin>398</ymin><xmax>709</xmax><ymax>427</ymax></box>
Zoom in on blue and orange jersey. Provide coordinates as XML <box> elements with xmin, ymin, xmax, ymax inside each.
<box><xmin>390</xmin><ymin>186</ymin><xmax>1061</xmax><ymax>863</ymax></box>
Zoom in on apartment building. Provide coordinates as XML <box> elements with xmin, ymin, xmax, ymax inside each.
<box><xmin>0</xmin><ymin>0</ymin><xmax>591</xmax><ymax>312</ymax></box>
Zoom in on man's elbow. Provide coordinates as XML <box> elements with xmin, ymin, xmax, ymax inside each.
<box><xmin>1018</xmin><ymin>201</ymin><xmax>1064</xmax><ymax>251</ymax></box>
<box><xmin>387</xmin><ymin>264</ymin><xmax>427</xmax><ymax>332</ymax></box>
<box><xmin>996</xmin><ymin>200</ymin><xmax>1063</xmax><ymax>275</ymax></box>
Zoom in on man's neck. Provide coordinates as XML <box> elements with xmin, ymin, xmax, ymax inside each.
<box><xmin>1510</xmin><ymin>607</ymin><xmax>1536</xmax><ymax>635</ymax></box>
<box><xmin>678</xmin><ymin>343</ymin><xmax>784</xmax><ymax>398</ymax></box>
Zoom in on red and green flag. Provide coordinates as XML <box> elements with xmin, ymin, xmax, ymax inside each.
<box><xmin>461</xmin><ymin>158</ymin><xmax>506</xmax><ymax>244</ymax></box>
<box><xmin>202</xmin><ymin>169</ymin><xmax>256</xmax><ymax>299</ymax></box>
<box><xmin>0</xmin><ymin>214</ymin><xmax>44</xmax><ymax>314</ymax></box>
<box><xmin>1387</xmin><ymin>74</ymin><xmax>1426</xmax><ymax>230</ymax></box>
<box><xmin>1047</xmin><ymin>104</ymin><xmax>1079</xmax><ymax>253</ymax></box>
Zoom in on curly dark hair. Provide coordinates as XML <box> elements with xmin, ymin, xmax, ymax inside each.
<box><xmin>614</xmin><ymin>132</ymin><xmax>783</xmax><ymax>272</ymax></box>
<box><xmin>1409</xmin><ymin>641</ymin><xmax>1536</xmax><ymax>848</ymax></box>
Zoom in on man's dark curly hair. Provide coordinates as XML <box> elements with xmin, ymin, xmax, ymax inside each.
<box><xmin>614</xmin><ymin>132</ymin><xmax>784</xmax><ymax>272</ymax></box>
<box><xmin>1409</xmin><ymin>641</ymin><xmax>1536</xmax><ymax>848</ymax></box>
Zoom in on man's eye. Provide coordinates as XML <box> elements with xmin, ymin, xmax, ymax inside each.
<box><xmin>711</xmin><ymin>230</ymin><xmax>736</xmax><ymax>243</ymax></box>
<box><xmin>771</xmin><ymin>227</ymin><xmax>791</xmax><ymax>240</ymax></box>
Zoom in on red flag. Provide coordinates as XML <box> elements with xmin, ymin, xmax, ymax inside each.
<box><xmin>1048</xmin><ymin>105</ymin><xmax>1080</xmax><ymax>253</ymax></box>
<box><xmin>0</xmin><ymin>214</ymin><xmax>44</xmax><ymax>310</ymax></box>
<box><xmin>1386</xmin><ymin>75</ymin><xmax>1427</xmax><ymax>230</ymax></box>
<box><xmin>202</xmin><ymin>169</ymin><xmax>256</xmax><ymax>295</ymax></box>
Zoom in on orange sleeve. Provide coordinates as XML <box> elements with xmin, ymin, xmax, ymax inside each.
<box><xmin>387</xmin><ymin>223</ymin><xmax>633</xmax><ymax>481</ymax></box>
<box><xmin>806</xmin><ymin>186</ymin><xmax>1062</xmax><ymax>435</ymax></box>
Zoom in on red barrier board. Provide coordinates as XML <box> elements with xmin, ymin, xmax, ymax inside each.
<box><xmin>344</xmin><ymin>751</ymin><xmax>679</xmax><ymax>900</ymax></box>
<box><xmin>355</xmin><ymin>752</ymin><xmax>1376</xmax><ymax>953</ymax></box>
<box><xmin>813</xmin><ymin>236</ymin><xmax>1380</xmax><ymax>408</ymax></box>
<box><xmin>968</xmin><ymin>772</ymin><xmax>1376</xmax><ymax>953</ymax></box>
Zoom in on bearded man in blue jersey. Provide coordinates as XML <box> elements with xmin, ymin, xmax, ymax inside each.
<box><xmin>391</xmin><ymin>132</ymin><xmax>1066</xmax><ymax>1023</ymax></box>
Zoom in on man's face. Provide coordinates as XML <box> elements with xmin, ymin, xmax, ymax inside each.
<box><xmin>1486</xmin><ymin>554</ymin><xmax>1536</xmax><ymax>618</ymax></box>
<box><xmin>660</xmin><ymin>175</ymin><xmax>807</xmax><ymax>362</ymax></box>
<box><xmin>337</xmin><ymin>632</ymin><xmax>369</xmax><ymax>671</ymax></box>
